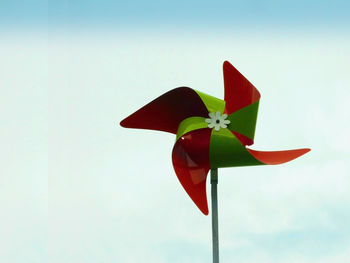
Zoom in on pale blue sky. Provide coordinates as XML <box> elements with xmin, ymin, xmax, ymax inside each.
<box><xmin>1</xmin><ymin>0</ymin><xmax>350</xmax><ymax>30</ymax></box>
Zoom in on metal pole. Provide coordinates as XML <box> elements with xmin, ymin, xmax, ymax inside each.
<box><xmin>211</xmin><ymin>168</ymin><xmax>219</xmax><ymax>263</ymax></box>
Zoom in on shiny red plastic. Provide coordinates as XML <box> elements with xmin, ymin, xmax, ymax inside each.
<box><xmin>231</xmin><ymin>130</ymin><xmax>254</xmax><ymax>146</ymax></box>
<box><xmin>120</xmin><ymin>87</ymin><xmax>209</xmax><ymax>134</ymax></box>
<box><xmin>247</xmin><ymin>148</ymin><xmax>311</xmax><ymax>165</ymax></box>
<box><xmin>172</xmin><ymin>128</ymin><xmax>212</xmax><ymax>215</ymax></box>
<box><xmin>223</xmin><ymin>61</ymin><xmax>261</xmax><ymax>114</ymax></box>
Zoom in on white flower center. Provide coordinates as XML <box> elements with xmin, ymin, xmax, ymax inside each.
<box><xmin>205</xmin><ymin>111</ymin><xmax>230</xmax><ymax>131</ymax></box>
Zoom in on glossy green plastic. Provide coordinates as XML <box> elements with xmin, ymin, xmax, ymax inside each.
<box><xmin>209</xmin><ymin>128</ymin><xmax>264</xmax><ymax>168</ymax></box>
<box><xmin>176</xmin><ymin>117</ymin><xmax>208</xmax><ymax>140</ymax></box>
<box><xmin>195</xmin><ymin>90</ymin><xmax>225</xmax><ymax>114</ymax></box>
<box><xmin>227</xmin><ymin>101</ymin><xmax>259</xmax><ymax>141</ymax></box>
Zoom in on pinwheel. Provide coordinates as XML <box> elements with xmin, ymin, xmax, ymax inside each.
<box><xmin>120</xmin><ymin>61</ymin><xmax>310</xmax><ymax>262</ymax></box>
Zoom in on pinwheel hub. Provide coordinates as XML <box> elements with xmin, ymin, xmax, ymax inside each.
<box><xmin>205</xmin><ymin>111</ymin><xmax>230</xmax><ymax>131</ymax></box>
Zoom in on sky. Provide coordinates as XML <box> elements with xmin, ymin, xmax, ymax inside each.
<box><xmin>0</xmin><ymin>1</ymin><xmax>350</xmax><ymax>263</ymax></box>
<box><xmin>1</xmin><ymin>0</ymin><xmax>350</xmax><ymax>30</ymax></box>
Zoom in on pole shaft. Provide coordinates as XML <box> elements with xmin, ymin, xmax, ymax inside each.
<box><xmin>211</xmin><ymin>168</ymin><xmax>219</xmax><ymax>263</ymax></box>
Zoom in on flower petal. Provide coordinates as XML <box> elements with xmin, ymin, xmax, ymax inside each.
<box><xmin>208</xmin><ymin>112</ymin><xmax>215</xmax><ymax>119</ymax></box>
<box><xmin>223</xmin><ymin>120</ymin><xmax>230</xmax><ymax>125</ymax></box>
<box><xmin>205</xmin><ymin>118</ymin><xmax>212</xmax><ymax>124</ymax></box>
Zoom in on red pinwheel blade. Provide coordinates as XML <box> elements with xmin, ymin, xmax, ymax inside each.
<box><xmin>223</xmin><ymin>61</ymin><xmax>261</xmax><ymax>114</ymax></box>
<box><xmin>247</xmin><ymin>148</ymin><xmax>311</xmax><ymax>165</ymax></box>
<box><xmin>172</xmin><ymin>128</ymin><xmax>212</xmax><ymax>215</ymax></box>
<box><xmin>231</xmin><ymin>130</ymin><xmax>254</xmax><ymax>146</ymax></box>
<box><xmin>120</xmin><ymin>87</ymin><xmax>209</xmax><ymax>134</ymax></box>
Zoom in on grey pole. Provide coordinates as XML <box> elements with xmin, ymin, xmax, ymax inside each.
<box><xmin>211</xmin><ymin>168</ymin><xmax>219</xmax><ymax>263</ymax></box>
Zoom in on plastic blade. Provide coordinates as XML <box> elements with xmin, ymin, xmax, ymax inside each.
<box><xmin>172</xmin><ymin>128</ymin><xmax>212</xmax><ymax>215</ymax></box>
<box><xmin>247</xmin><ymin>148</ymin><xmax>311</xmax><ymax>165</ymax></box>
<box><xmin>223</xmin><ymin>61</ymin><xmax>261</xmax><ymax>114</ymax></box>
<box><xmin>120</xmin><ymin>87</ymin><xmax>209</xmax><ymax>134</ymax></box>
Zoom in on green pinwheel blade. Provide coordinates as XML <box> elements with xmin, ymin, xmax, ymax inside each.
<box><xmin>209</xmin><ymin>128</ymin><xmax>264</xmax><ymax>168</ymax></box>
<box><xmin>194</xmin><ymin>90</ymin><xmax>225</xmax><ymax>114</ymax></box>
<box><xmin>175</xmin><ymin>91</ymin><xmax>226</xmax><ymax>141</ymax></box>
<box><xmin>176</xmin><ymin>117</ymin><xmax>208</xmax><ymax>140</ymax></box>
<box><xmin>226</xmin><ymin>101</ymin><xmax>259</xmax><ymax>142</ymax></box>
